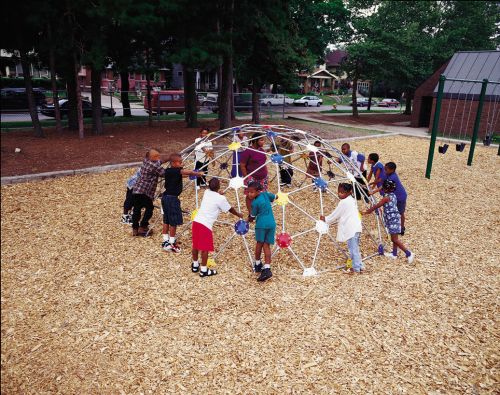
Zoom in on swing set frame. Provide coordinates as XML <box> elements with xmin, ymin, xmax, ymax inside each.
<box><xmin>425</xmin><ymin>75</ymin><xmax>500</xmax><ymax>179</ymax></box>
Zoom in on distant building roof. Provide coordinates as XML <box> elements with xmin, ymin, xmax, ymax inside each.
<box><xmin>325</xmin><ymin>50</ymin><xmax>347</xmax><ymax>67</ymax></box>
<box><xmin>434</xmin><ymin>51</ymin><xmax>500</xmax><ymax>100</ymax></box>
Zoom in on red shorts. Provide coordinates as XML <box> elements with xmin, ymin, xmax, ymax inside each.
<box><xmin>192</xmin><ymin>221</ymin><xmax>214</xmax><ymax>252</ymax></box>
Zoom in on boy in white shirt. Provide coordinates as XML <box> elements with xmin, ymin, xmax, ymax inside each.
<box><xmin>320</xmin><ymin>183</ymin><xmax>364</xmax><ymax>274</ymax></box>
<box><xmin>194</xmin><ymin>128</ymin><xmax>213</xmax><ymax>187</ymax></box>
<box><xmin>192</xmin><ymin>178</ymin><xmax>243</xmax><ymax>277</ymax></box>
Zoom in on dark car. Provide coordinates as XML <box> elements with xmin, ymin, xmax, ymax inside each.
<box><xmin>41</xmin><ymin>99</ymin><xmax>116</xmax><ymax>118</ymax></box>
<box><xmin>1</xmin><ymin>88</ymin><xmax>47</xmax><ymax>110</ymax></box>
<box><xmin>212</xmin><ymin>95</ymin><xmax>255</xmax><ymax>113</ymax></box>
<box><xmin>348</xmin><ymin>98</ymin><xmax>377</xmax><ymax>107</ymax></box>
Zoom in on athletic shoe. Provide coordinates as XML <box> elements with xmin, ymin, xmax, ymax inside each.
<box><xmin>166</xmin><ymin>243</ymin><xmax>181</xmax><ymax>253</ymax></box>
<box><xmin>200</xmin><ymin>268</ymin><xmax>217</xmax><ymax>277</ymax></box>
<box><xmin>161</xmin><ymin>240</ymin><xmax>170</xmax><ymax>251</ymax></box>
<box><xmin>407</xmin><ymin>252</ymin><xmax>415</xmax><ymax>264</ymax></box>
<box><xmin>257</xmin><ymin>268</ymin><xmax>273</xmax><ymax>282</ymax></box>
<box><xmin>121</xmin><ymin>214</ymin><xmax>131</xmax><ymax>224</ymax></box>
<box><xmin>253</xmin><ymin>262</ymin><xmax>263</xmax><ymax>273</ymax></box>
<box><xmin>384</xmin><ymin>252</ymin><xmax>397</xmax><ymax>260</ymax></box>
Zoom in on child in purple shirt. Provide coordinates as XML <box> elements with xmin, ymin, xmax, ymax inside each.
<box><xmin>372</xmin><ymin>161</ymin><xmax>407</xmax><ymax>235</ymax></box>
<box><xmin>367</xmin><ymin>153</ymin><xmax>385</xmax><ymax>189</ymax></box>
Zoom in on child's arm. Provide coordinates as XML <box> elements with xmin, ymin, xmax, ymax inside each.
<box><xmin>363</xmin><ymin>197</ymin><xmax>388</xmax><ymax>215</ymax></box>
<box><xmin>229</xmin><ymin>207</ymin><xmax>243</xmax><ymax>218</ymax></box>
<box><xmin>268</xmin><ymin>192</ymin><xmax>276</xmax><ymax>202</ymax></box>
<box><xmin>323</xmin><ymin>204</ymin><xmax>342</xmax><ymax>224</ymax></box>
<box><xmin>369</xmin><ymin>186</ymin><xmax>382</xmax><ymax>195</ymax></box>
<box><xmin>180</xmin><ymin>169</ymin><xmax>202</xmax><ymax>177</ymax></box>
<box><xmin>366</xmin><ymin>168</ymin><xmax>373</xmax><ymax>182</ymax></box>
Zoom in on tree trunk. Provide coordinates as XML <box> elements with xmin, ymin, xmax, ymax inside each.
<box><xmin>219</xmin><ymin>54</ymin><xmax>233</xmax><ymax>129</ymax></box>
<box><xmin>66</xmin><ymin>63</ymin><xmax>78</xmax><ymax>130</ymax></box>
<box><xmin>146</xmin><ymin>72</ymin><xmax>152</xmax><ymax>127</ymax></box>
<box><xmin>251</xmin><ymin>82</ymin><xmax>261</xmax><ymax>124</ymax></box>
<box><xmin>47</xmin><ymin>24</ymin><xmax>62</xmax><ymax>133</ymax></box>
<box><xmin>74</xmin><ymin>52</ymin><xmax>84</xmax><ymax>139</ymax></box>
<box><xmin>351</xmin><ymin>78</ymin><xmax>359</xmax><ymax>117</ymax></box>
<box><xmin>120</xmin><ymin>71</ymin><xmax>131</xmax><ymax>117</ymax></box>
<box><xmin>20</xmin><ymin>51</ymin><xmax>44</xmax><ymax>138</ymax></box>
<box><xmin>91</xmin><ymin>65</ymin><xmax>103</xmax><ymax>135</ymax></box>
<box><xmin>182</xmin><ymin>64</ymin><xmax>198</xmax><ymax>128</ymax></box>
<box><xmin>367</xmin><ymin>80</ymin><xmax>373</xmax><ymax>111</ymax></box>
<box><xmin>404</xmin><ymin>88</ymin><xmax>413</xmax><ymax>115</ymax></box>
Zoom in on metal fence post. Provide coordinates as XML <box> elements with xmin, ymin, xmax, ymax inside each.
<box><xmin>467</xmin><ymin>78</ymin><xmax>488</xmax><ymax>166</ymax></box>
<box><xmin>425</xmin><ymin>75</ymin><xmax>446</xmax><ymax>179</ymax></box>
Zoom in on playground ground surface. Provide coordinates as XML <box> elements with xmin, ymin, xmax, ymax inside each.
<box><xmin>1</xmin><ymin>132</ymin><xmax>499</xmax><ymax>394</ymax></box>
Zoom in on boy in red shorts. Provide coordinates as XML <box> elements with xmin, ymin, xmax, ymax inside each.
<box><xmin>191</xmin><ymin>178</ymin><xmax>243</xmax><ymax>277</ymax></box>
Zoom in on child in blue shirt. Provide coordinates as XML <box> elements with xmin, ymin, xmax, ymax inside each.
<box><xmin>247</xmin><ymin>181</ymin><xmax>276</xmax><ymax>282</ymax></box>
<box><xmin>366</xmin><ymin>153</ymin><xmax>385</xmax><ymax>190</ymax></box>
<box><xmin>371</xmin><ymin>161</ymin><xmax>408</xmax><ymax>235</ymax></box>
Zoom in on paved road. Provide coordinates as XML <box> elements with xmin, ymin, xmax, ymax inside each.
<box><xmin>1</xmin><ymin>93</ymin><xmax>402</xmax><ymax>123</ymax></box>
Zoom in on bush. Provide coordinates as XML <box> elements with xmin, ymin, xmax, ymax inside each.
<box><xmin>1</xmin><ymin>77</ymin><xmax>65</xmax><ymax>90</ymax></box>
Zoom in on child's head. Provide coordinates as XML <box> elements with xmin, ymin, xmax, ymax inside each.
<box><xmin>382</xmin><ymin>179</ymin><xmax>396</xmax><ymax>193</ymax></box>
<box><xmin>149</xmin><ymin>149</ymin><xmax>160</xmax><ymax>161</ymax></box>
<box><xmin>337</xmin><ymin>183</ymin><xmax>353</xmax><ymax>199</ymax></box>
<box><xmin>314</xmin><ymin>140</ymin><xmax>322</xmax><ymax>147</ymax></box>
<box><xmin>169</xmin><ymin>153</ymin><xmax>183</xmax><ymax>168</ymax></box>
<box><xmin>368</xmin><ymin>153</ymin><xmax>379</xmax><ymax>165</ymax></box>
<box><xmin>385</xmin><ymin>161</ymin><xmax>396</xmax><ymax>175</ymax></box>
<box><xmin>341</xmin><ymin>143</ymin><xmax>350</xmax><ymax>156</ymax></box>
<box><xmin>246</xmin><ymin>181</ymin><xmax>262</xmax><ymax>200</ymax></box>
<box><xmin>208</xmin><ymin>178</ymin><xmax>220</xmax><ymax>192</ymax></box>
<box><xmin>251</xmin><ymin>133</ymin><xmax>265</xmax><ymax>148</ymax></box>
<box><xmin>200</xmin><ymin>128</ymin><xmax>209</xmax><ymax>138</ymax></box>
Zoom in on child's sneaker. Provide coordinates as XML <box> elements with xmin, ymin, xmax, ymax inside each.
<box><xmin>407</xmin><ymin>252</ymin><xmax>415</xmax><ymax>264</ymax></box>
<box><xmin>257</xmin><ymin>268</ymin><xmax>272</xmax><ymax>282</ymax></box>
<box><xmin>199</xmin><ymin>268</ymin><xmax>217</xmax><ymax>277</ymax></box>
<box><xmin>166</xmin><ymin>243</ymin><xmax>181</xmax><ymax>253</ymax></box>
<box><xmin>253</xmin><ymin>262</ymin><xmax>263</xmax><ymax>273</ymax></box>
<box><xmin>384</xmin><ymin>252</ymin><xmax>397</xmax><ymax>260</ymax></box>
<box><xmin>121</xmin><ymin>214</ymin><xmax>131</xmax><ymax>224</ymax></box>
<box><xmin>161</xmin><ymin>240</ymin><xmax>170</xmax><ymax>251</ymax></box>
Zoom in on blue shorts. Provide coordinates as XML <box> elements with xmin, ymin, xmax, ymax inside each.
<box><xmin>397</xmin><ymin>200</ymin><xmax>406</xmax><ymax>215</ymax></box>
<box><xmin>255</xmin><ymin>227</ymin><xmax>275</xmax><ymax>244</ymax></box>
<box><xmin>161</xmin><ymin>195</ymin><xmax>183</xmax><ymax>226</ymax></box>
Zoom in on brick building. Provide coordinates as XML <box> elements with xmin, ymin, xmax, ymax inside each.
<box><xmin>412</xmin><ymin>51</ymin><xmax>500</xmax><ymax>139</ymax></box>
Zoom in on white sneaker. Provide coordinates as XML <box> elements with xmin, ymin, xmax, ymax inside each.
<box><xmin>407</xmin><ymin>252</ymin><xmax>415</xmax><ymax>264</ymax></box>
<box><xmin>384</xmin><ymin>252</ymin><xmax>397</xmax><ymax>260</ymax></box>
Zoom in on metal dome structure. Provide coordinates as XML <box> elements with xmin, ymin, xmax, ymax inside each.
<box><xmin>170</xmin><ymin>124</ymin><xmax>386</xmax><ymax>276</ymax></box>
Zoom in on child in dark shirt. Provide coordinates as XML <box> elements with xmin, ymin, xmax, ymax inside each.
<box><xmin>162</xmin><ymin>153</ymin><xmax>201</xmax><ymax>252</ymax></box>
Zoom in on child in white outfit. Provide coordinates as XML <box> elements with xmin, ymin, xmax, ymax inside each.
<box><xmin>321</xmin><ymin>183</ymin><xmax>363</xmax><ymax>274</ymax></box>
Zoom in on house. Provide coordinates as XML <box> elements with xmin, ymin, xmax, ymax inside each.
<box><xmin>325</xmin><ymin>50</ymin><xmax>346</xmax><ymax>79</ymax></box>
<box><xmin>412</xmin><ymin>51</ymin><xmax>500</xmax><ymax>138</ymax></box>
<box><xmin>297</xmin><ymin>66</ymin><xmax>338</xmax><ymax>94</ymax></box>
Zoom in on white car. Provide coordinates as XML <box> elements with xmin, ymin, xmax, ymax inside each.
<box><xmin>259</xmin><ymin>94</ymin><xmax>295</xmax><ymax>106</ymax></box>
<box><xmin>293</xmin><ymin>95</ymin><xmax>322</xmax><ymax>107</ymax></box>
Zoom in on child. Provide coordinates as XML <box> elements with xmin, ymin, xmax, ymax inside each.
<box><xmin>247</xmin><ymin>181</ymin><xmax>276</xmax><ymax>282</ymax></box>
<box><xmin>122</xmin><ymin>166</ymin><xmax>142</xmax><ymax>225</ymax></box>
<box><xmin>306</xmin><ymin>140</ymin><xmax>323</xmax><ymax>189</ymax></box>
<box><xmin>192</xmin><ymin>178</ymin><xmax>243</xmax><ymax>277</ymax></box>
<box><xmin>366</xmin><ymin>153</ymin><xmax>385</xmax><ymax>190</ymax></box>
<box><xmin>240</xmin><ymin>133</ymin><xmax>269</xmax><ymax>214</ymax></box>
<box><xmin>363</xmin><ymin>180</ymin><xmax>414</xmax><ymax>263</ymax></box>
<box><xmin>162</xmin><ymin>153</ymin><xmax>202</xmax><ymax>252</ymax></box>
<box><xmin>277</xmin><ymin>138</ymin><xmax>294</xmax><ymax>188</ymax></box>
<box><xmin>131</xmin><ymin>149</ymin><xmax>164</xmax><ymax>236</ymax></box>
<box><xmin>193</xmin><ymin>128</ymin><xmax>213</xmax><ymax>187</ymax></box>
<box><xmin>371</xmin><ymin>162</ymin><xmax>407</xmax><ymax>235</ymax></box>
<box><xmin>339</xmin><ymin>143</ymin><xmax>367</xmax><ymax>201</ymax></box>
<box><xmin>320</xmin><ymin>183</ymin><xmax>363</xmax><ymax>274</ymax></box>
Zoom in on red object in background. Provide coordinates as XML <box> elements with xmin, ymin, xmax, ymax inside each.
<box><xmin>276</xmin><ymin>232</ymin><xmax>292</xmax><ymax>248</ymax></box>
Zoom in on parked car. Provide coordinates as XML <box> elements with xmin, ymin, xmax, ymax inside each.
<box><xmin>41</xmin><ymin>99</ymin><xmax>115</xmax><ymax>118</ymax></box>
<box><xmin>1</xmin><ymin>88</ymin><xmax>47</xmax><ymax>110</ymax></box>
<box><xmin>259</xmin><ymin>94</ymin><xmax>295</xmax><ymax>106</ymax></box>
<box><xmin>144</xmin><ymin>90</ymin><xmax>199</xmax><ymax>115</ymax></box>
<box><xmin>377</xmin><ymin>98</ymin><xmax>400</xmax><ymax>107</ymax></box>
<box><xmin>211</xmin><ymin>95</ymin><xmax>254</xmax><ymax>113</ymax></box>
<box><xmin>349</xmin><ymin>98</ymin><xmax>378</xmax><ymax>107</ymax></box>
<box><xmin>200</xmin><ymin>95</ymin><xmax>218</xmax><ymax>109</ymax></box>
<box><xmin>293</xmin><ymin>95</ymin><xmax>322</xmax><ymax>107</ymax></box>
